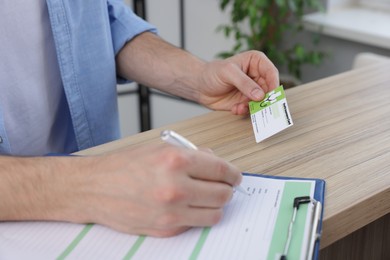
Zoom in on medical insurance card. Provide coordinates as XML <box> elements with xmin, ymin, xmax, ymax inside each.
<box><xmin>249</xmin><ymin>85</ymin><xmax>293</xmax><ymax>142</ymax></box>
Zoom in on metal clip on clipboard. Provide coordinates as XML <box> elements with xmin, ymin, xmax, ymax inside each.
<box><xmin>280</xmin><ymin>196</ymin><xmax>322</xmax><ymax>260</ymax></box>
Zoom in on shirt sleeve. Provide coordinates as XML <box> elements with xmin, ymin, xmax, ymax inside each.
<box><xmin>107</xmin><ymin>0</ymin><xmax>157</xmax><ymax>55</ymax></box>
<box><xmin>107</xmin><ymin>0</ymin><xmax>157</xmax><ymax>83</ymax></box>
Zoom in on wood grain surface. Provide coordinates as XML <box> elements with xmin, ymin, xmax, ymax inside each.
<box><xmin>77</xmin><ymin>62</ymin><xmax>390</xmax><ymax>250</ymax></box>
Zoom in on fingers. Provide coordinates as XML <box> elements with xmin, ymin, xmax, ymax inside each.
<box><xmin>227</xmin><ymin>50</ymin><xmax>280</xmax><ymax>101</ymax></box>
<box><xmin>152</xmin><ymin>145</ymin><xmax>240</xmax><ymax>207</ymax></box>
<box><xmin>157</xmin><ymin>146</ymin><xmax>241</xmax><ymax>204</ymax></box>
<box><xmin>185</xmin><ymin>149</ymin><xmax>242</xmax><ymax>187</ymax></box>
<box><xmin>150</xmin><ymin>159</ymin><xmax>235</xmax><ymax>208</ymax></box>
<box><xmin>87</xmin><ymin>145</ymin><xmax>241</xmax><ymax>237</ymax></box>
<box><xmin>249</xmin><ymin>51</ymin><xmax>280</xmax><ymax>93</ymax></box>
<box><xmin>159</xmin><ymin>144</ymin><xmax>241</xmax><ymax>187</ymax></box>
<box><xmin>221</xmin><ymin>62</ymin><xmax>266</xmax><ymax>101</ymax></box>
<box><xmin>185</xmin><ymin>179</ymin><xmax>234</xmax><ymax>208</ymax></box>
<box><xmin>231</xmin><ymin>102</ymin><xmax>249</xmax><ymax>115</ymax></box>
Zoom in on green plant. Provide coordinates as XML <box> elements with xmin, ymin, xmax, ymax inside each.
<box><xmin>217</xmin><ymin>0</ymin><xmax>325</xmax><ymax>81</ymax></box>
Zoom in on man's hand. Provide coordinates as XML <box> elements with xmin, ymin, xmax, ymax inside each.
<box><xmin>116</xmin><ymin>33</ymin><xmax>279</xmax><ymax>116</ymax></box>
<box><xmin>0</xmin><ymin>145</ymin><xmax>238</xmax><ymax>237</ymax></box>
<box><xmin>0</xmin><ymin>145</ymin><xmax>241</xmax><ymax>237</ymax></box>
<box><xmin>77</xmin><ymin>144</ymin><xmax>242</xmax><ymax>237</ymax></box>
<box><xmin>198</xmin><ymin>51</ymin><xmax>279</xmax><ymax>115</ymax></box>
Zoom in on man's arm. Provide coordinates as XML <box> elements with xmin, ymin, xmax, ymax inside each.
<box><xmin>0</xmin><ymin>156</ymin><xmax>90</xmax><ymax>223</ymax></box>
<box><xmin>0</xmin><ymin>144</ymin><xmax>242</xmax><ymax>237</ymax></box>
<box><xmin>116</xmin><ymin>32</ymin><xmax>205</xmax><ymax>102</ymax></box>
<box><xmin>0</xmin><ymin>31</ymin><xmax>278</xmax><ymax>238</ymax></box>
<box><xmin>116</xmin><ymin>32</ymin><xmax>279</xmax><ymax>115</ymax></box>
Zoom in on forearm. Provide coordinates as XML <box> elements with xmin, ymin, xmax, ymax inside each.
<box><xmin>0</xmin><ymin>145</ymin><xmax>241</xmax><ymax>237</ymax></box>
<box><xmin>0</xmin><ymin>156</ymin><xmax>90</xmax><ymax>223</ymax></box>
<box><xmin>116</xmin><ymin>32</ymin><xmax>206</xmax><ymax>102</ymax></box>
<box><xmin>116</xmin><ymin>32</ymin><xmax>279</xmax><ymax>115</ymax></box>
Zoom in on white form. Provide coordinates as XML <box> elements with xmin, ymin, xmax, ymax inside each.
<box><xmin>0</xmin><ymin>175</ymin><xmax>315</xmax><ymax>260</ymax></box>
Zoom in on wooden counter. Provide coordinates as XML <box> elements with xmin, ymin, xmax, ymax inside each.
<box><xmin>78</xmin><ymin>62</ymin><xmax>390</xmax><ymax>259</ymax></box>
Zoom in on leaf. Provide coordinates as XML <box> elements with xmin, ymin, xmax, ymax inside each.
<box><xmin>224</xmin><ymin>26</ymin><xmax>232</xmax><ymax>37</ymax></box>
<box><xmin>220</xmin><ymin>0</ymin><xmax>231</xmax><ymax>10</ymax></box>
<box><xmin>217</xmin><ymin>51</ymin><xmax>235</xmax><ymax>59</ymax></box>
<box><xmin>249</xmin><ymin>5</ymin><xmax>258</xmax><ymax>28</ymax></box>
<box><xmin>309</xmin><ymin>51</ymin><xmax>324</xmax><ymax>65</ymax></box>
<box><xmin>233</xmin><ymin>42</ymin><xmax>243</xmax><ymax>52</ymax></box>
<box><xmin>260</xmin><ymin>15</ymin><xmax>269</xmax><ymax>29</ymax></box>
<box><xmin>215</xmin><ymin>0</ymin><xmax>327</xmax><ymax>79</ymax></box>
<box><xmin>235</xmin><ymin>30</ymin><xmax>241</xmax><ymax>40</ymax></box>
<box><xmin>275</xmin><ymin>0</ymin><xmax>285</xmax><ymax>8</ymax></box>
<box><xmin>294</xmin><ymin>44</ymin><xmax>305</xmax><ymax>60</ymax></box>
<box><xmin>288</xmin><ymin>0</ymin><xmax>297</xmax><ymax>12</ymax></box>
<box><xmin>308</xmin><ymin>0</ymin><xmax>325</xmax><ymax>12</ymax></box>
<box><xmin>255</xmin><ymin>0</ymin><xmax>268</xmax><ymax>8</ymax></box>
<box><xmin>248</xmin><ymin>5</ymin><xmax>257</xmax><ymax>17</ymax></box>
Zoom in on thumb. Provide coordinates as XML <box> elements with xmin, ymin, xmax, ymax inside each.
<box><xmin>227</xmin><ymin>51</ymin><xmax>280</xmax><ymax>100</ymax></box>
<box><xmin>224</xmin><ymin>64</ymin><xmax>266</xmax><ymax>101</ymax></box>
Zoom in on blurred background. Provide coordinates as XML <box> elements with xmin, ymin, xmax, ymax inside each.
<box><xmin>118</xmin><ymin>0</ymin><xmax>390</xmax><ymax>137</ymax></box>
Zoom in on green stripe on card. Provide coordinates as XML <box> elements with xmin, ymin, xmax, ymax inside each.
<box><xmin>189</xmin><ymin>227</ymin><xmax>211</xmax><ymax>260</ymax></box>
<box><xmin>57</xmin><ymin>224</ymin><xmax>94</xmax><ymax>260</ymax></box>
<box><xmin>123</xmin><ymin>235</ymin><xmax>146</xmax><ymax>260</ymax></box>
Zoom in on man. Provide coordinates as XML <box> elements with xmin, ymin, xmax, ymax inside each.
<box><xmin>0</xmin><ymin>0</ymin><xmax>279</xmax><ymax>237</ymax></box>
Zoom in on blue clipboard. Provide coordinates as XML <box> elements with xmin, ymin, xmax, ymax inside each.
<box><xmin>243</xmin><ymin>173</ymin><xmax>325</xmax><ymax>260</ymax></box>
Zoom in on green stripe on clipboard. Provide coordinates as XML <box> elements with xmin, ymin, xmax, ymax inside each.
<box><xmin>57</xmin><ymin>224</ymin><xmax>94</xmax><ymax>260</ymax></box>
<box><xmin>267</xmin><ymin>181</ymin><xmax>312</xmax><ymax>260</ymax></box>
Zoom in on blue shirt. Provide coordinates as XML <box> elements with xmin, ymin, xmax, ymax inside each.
<box><xmin>0</xmin><ymin>0</ymin><xmax>156</xmax><ymax>155</ymax></box>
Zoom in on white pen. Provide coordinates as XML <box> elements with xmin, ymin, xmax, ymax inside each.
<box><xmin>160</xmin><ymin>130</ymin><xmax>249</xmax><ymax>195</ymax></box>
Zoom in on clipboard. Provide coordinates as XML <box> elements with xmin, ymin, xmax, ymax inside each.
<box><xmin>244</xmin><ymin>173</ymin><xmax>325</xmax><ymax>260</ymax></box>
<box><xmin>0</xmin><ymin>172</ymin><xmax>325</xmax><ymax>260</ymax></box>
